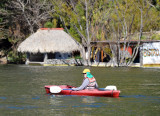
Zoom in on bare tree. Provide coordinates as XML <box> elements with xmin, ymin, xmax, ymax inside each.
<box><xmin>0</xmin><ymin>0</ymin><xmax>55</xmax><ymax>63</ymax></box>
<box><xmin>108</xmin><ymin>0</ymin><xmax>154</xmax><ymax>67</ymax></box>
<box><xmin>9</xmin><ymin>0</ymin><xmax>55</xmax><ymax>34</ymax></box>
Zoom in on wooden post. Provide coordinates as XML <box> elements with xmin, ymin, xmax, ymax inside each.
<box><xmin>25</xmin><ymin>53</ymin><xmax>30</xmax><ymax>65</ymax></box>
<box><xmin>44</xmin><ymin>53</ymin><xmax>48</xmax><ymax>63</ymax></box>
<box><xmin>140</xmin><ymin>46</ymin><xmax>143</xmax><ymax>67</ymax></box>
<box><xmin>101</xmin><ymin>49</ymin><xmax>103</xmax><ymax>62</ymax></box>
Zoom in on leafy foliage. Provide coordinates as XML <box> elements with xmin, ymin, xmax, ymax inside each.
<box><xmin>0</xmin><ymin>0</ymin><xmax>160</xmax><ymax>65</ymax></box>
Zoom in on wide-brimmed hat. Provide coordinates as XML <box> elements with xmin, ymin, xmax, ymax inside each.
<box><xmin>82</xmin><ymin>69</ymin><xmax>90</xmax><ymax>74</ymax></box>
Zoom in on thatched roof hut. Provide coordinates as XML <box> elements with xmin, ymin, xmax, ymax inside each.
<box><xmin>18</xmin><ymin>28</ymin><xmax>80</xmax><ymax>53</ymax></box>
<box><xmin>17</xmin><ymin>28</ymin><xmax>82</xmax><ymax>66</ymax></box>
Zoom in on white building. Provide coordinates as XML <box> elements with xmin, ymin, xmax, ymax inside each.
<box><xmin>141</xmin><ymin>41</ymin><xmax>160</xmax><ymax>67</ymax></box>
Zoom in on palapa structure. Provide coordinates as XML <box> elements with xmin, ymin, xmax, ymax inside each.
<box><xmin>18</xmin><ymin>28</ymin><xmax>81</xmax><ymax>66</ymax></box>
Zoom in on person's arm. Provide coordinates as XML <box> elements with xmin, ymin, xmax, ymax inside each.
<box><xmin>72</xmin><ymin>79</ymin><xmax>89</xmax><ymax>91</ymax></box>
<box><xmin>95</xmin><ymin>82</ymin><xmax>98</xmax><ymax>88</ymax></box>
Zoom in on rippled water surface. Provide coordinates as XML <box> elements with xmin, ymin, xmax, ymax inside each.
<box><xmin>0</xmin><ymin>65</ymin><xmax>160</xmax><ymax>116</ymax></box>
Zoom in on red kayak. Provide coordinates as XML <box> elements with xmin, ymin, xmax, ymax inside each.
<box><xmin>45</xmin><ymin>85</ymin><xmax>120</xmax><ymax>97</ymax></box>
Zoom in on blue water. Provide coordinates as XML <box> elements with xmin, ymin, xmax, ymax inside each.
<box><xmin>0</xmin><ymin>65</ymin><xmax>160</xmax><ymax>116</ymax></box>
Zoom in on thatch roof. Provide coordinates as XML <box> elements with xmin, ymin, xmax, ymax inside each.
<box><xmin>18</xmin><ymin>28</ymin><xmax>81</xmax><ymax>53</ymax></box>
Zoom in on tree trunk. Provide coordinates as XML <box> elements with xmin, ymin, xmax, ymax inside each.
<box><xmin>80</xmin><ymin>46</ymin><xmax>87</xmax><ymax>66</ymax></box>
<box><xmin>86</xmin><ymin>45</ymin><xmax>91</xmax><ymax>66</ymax></box>
<box><xmin>109</xmin><ymin>44</ymin><xmax>118</xmax><ymax>67</ymax></box>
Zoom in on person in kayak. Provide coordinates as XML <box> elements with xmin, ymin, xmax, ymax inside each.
<box><xmin>72</xmin><ymin>69</ymin><xmax>98</xmax><ymax>91</ymax></box>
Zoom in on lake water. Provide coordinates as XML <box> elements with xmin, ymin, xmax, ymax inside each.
<box><xmin>0</xmin><ymin>65</ymin><xmax>160</xmax><ymax>116</ymax></box>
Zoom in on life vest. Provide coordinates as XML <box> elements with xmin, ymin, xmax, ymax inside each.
<box><xmin>85</xmin><ymin>77</ymin><xmax>96</xmax><ymax>89</ymax></box>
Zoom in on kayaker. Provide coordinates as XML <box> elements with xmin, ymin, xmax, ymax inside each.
<box><xmin>72</xmin><ymin>69</ymin><xmax>98</xmax><ymax>91</ymax></box>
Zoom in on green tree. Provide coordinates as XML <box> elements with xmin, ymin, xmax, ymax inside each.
<box><xmin>0</xmin><ymin>0</ymin><xmax>9</xmax><ymax>39</ymax></box>
<box><xmin>1</xmin><ymin>0</ymin><xmax>55</xmax><ymax>63</ymax></box>
<box><xmin>51</xmin><ymin>0</ymin><xmax>112</xmax><ymax>65</ymax></box>
<box><xmin>107</xmin><ymin>0</ymin><xmax>159</xmax><ymax>66</ymax></box>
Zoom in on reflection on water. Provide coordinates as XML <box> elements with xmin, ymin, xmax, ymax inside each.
<box><xmin>0</xmin><ymin>65</ymin><xmax>160</xmax><ymax>116</ymax></box>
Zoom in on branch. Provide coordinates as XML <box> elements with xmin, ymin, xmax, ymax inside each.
<box><xmin>127</xmin><ymin>7</ymin><xmax>143</xmax><ymax>66</ymax></box>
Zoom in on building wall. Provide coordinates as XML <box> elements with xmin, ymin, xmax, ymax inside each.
<box><xmin>26</xmin><ymin>52</ymin><xmax>82</xmax><ymax>66</ymax></box>
<box><xmin>29</xmin><ymin>53</ymin><xmax>44</xmax><ymax>62</ymax></box>
<box><xmin>55</xmin><ymin>52</ymin><xmax>71</xmax><ymax>59</ymax></box>
<box><xmin>142</xmin><ymin>42</ymin><xmax>160</xmax><ymax>67</ymax></box>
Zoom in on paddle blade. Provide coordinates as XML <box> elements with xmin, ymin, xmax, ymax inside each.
<box><xmin>50</xmin><ymin>86</ymin><xmax>62</xmax><ymax>93</ymax></box>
